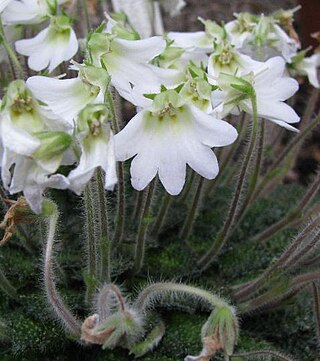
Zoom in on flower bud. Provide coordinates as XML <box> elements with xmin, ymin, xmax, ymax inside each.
<box><xmin>201</xmin><ymin>305</ymin><xmax>239</xmax><ymax>356</ymax></box>
<box><xmin>33</xmin><ymin>131</ymin><xmax>72</xmax><ymax>161</ymax></box>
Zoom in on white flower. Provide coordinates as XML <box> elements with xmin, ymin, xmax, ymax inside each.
<box><xmin>8</xmin><ymin>157</ymin><xmax>69</xmax><ymax>213</ymax></box>
<box><xmin>68</xmin><ymin>104</ymin><xmax>117</xmax><ymax>195</ymax></box>
<box><xmin>0</xmin><ymin>80</ymin><xmax>72</xmax><ymax>213</ymax></box>
<box><xmin>26</xmin><ymin>65</ymin><xmax>109</xmax><ymax>126</ymax></box>
<box><xmin>114</xmin><ymin>89</ymin><xmax>238</xmax><ymax>195</ymax></box>
<box><xmin>2</xmin><ymin>0</ymin><xmax>57</xmax><ymax>24</ymax></box>
<box><xmin>215</xmin><ymin>57</ymin><xmax>300</xmax><ymax>131</ymax></box>
<box><xmin>0</xmin><ymin>0</ymin><xmax>12</xmax><ymax>13</ymax></box>
<box><xmin>88</xmin><ymin>27</ymin><xmax>166</xmax><ymax>96</ymax></box>
<box><xmin>15</xmin><ymin>15</ymin><xmax>78</xmax><ymax>73</ymax></box>
<box><xmin>273</xmin><ymin>24</ymin><xmax>299</xmax><ymax>62</ymax></box>
<box><xmin>288</xmin><ymin>52</ymin><xmax>320</xmax><ymax>88</ymax></box>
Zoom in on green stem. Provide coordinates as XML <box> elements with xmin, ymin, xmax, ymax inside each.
<box><xmin>179</xmin><ymin>176</ymin><xmax>205</xmax><ymax>240</ymax></box>
<box><xmin>0</xmin><ymin>269</ymin><xmax>17</xmax><ymax>299</ymax></box>
<box><xmin>106</xmin><ymin>89</ymin><xmax>126</xmax><ymax>246</ymax></box>
<box><xmin>232</xmin><ymin>119</ymin><xmax>265</xmax><ymax>227</ymax></box>
<box><xmin>312</xmin><ymin>282</ymin><xmax>320</xmax><ymax>345</ymax></box>
<box><xmin>96</xmin><ymin>168</ymin><xmax>111</xmax><ymax>283</ymax></box>
<box><xmin>134</xmin><ymin>282</ymin><xmax>230</xmax><ymax>312</ymax></box>
<box><xmin>0</xmin><ymin>17</ymin><xmax>23</xmax><ymax>79</ymax></box>
<box><xmin>42</xmin><ymin>200</ymin><xmax>81</xmax><ymax>337</ymax></box>
<box><xmin>251</xmin><ymin>114</ymin><xmax>320</xmax><ymax>203</ymax></box>
<box><xmin>197</xmin><ymin>96</ymin><xmax>259</xmax><ymax>271</ymax></box>
<box><xmin>133</xmin><ymin>180</ymin><xmax>156</xmax><ymax>274</ymax></box>
<box><xmin>81</xmin><ymin>0</ymin><xmax>91</xmax><ymax>33</ymax></box>
<box><xmin>179</xmin><ymin>170</ymin><xmax>196</xmax><ymax>203</ymax></box>
<box><xmin>251</xmin><ymin>173</ymin><xmax>320</xmax><ymax>244</ymax></box>
<box><xmin>113</xmin><ymin>162</ymin><xmax>125</xmax><ymax>245</ymax></box>
<box><xmin>84</xmin><ymin>184</ymin><xmax>98</xmax><ymax>303</ymax></box>
<box><xmin>150</xmin><ymin>192</ymin><xmax>172</xmax><ymax>238</ymax></box>
<box><xmin>233</xmin><ymin>215</ymin><xmax>320</xmax><ymax>302</ymax></box>
<box><xmin>208</xmin><ymin>112</ymin><xmax>247</xmax><ymax>196</ymax></box>
<box><xmin>231</xmin><ymin>350</ymin><xmax>296</xmax><ymax>361</ymax></box>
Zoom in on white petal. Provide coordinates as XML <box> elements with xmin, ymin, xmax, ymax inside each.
<box><xmin>168</xmin><ymin>31</ymin><xmax>212</xmax><ymax>52</ymax></box>
<box><xmin>186</xmin><ymin>144</ymin><xmax>219</xmax><ymax>180</ymax></box>
<box><xmin>301</xmin><ymin>55</ymin><xmax>320</xmax><ymax>88</ymax></box>
<box><xmin>114</xmin><ymin>111</ymin><xmax>146</xmax><ymax>160</ymax></box>
<box><xmin>254</xmin><ymin>57</ymin><xmax>286</xmax><ymax>86</ymax></box>
<box><xmin>1</xmin><ymin>147</ymin><xmax>16</xmax><ymax>189</ymax></box>
<box><xmin>130</xmin><ymin>151</ymin><xmax>158</xmax><ymax>191</ymax></box>
<box><xmin>257</xmin><ymin>77</ymin><xmax>299</xmax><ymax>101</ymax></box>
<box><xmin>27</xmin><ymin>76</ymin><xmax>96</xmax><ymax>125</ymax></box>
<box><xmin>68</xmin><ymin>133</ymin><xmax>115</xmax><ymax>195</ymax></box>
<box><xmin>0</xmin><ymin>0</ymin><xmax>12</xmax><ymax>13</ymax></box>
<box><xmin>2</xmin><ymin>0</ymin><xmax>48</xmax><ymax>24</ymax></box>
<box><xmin>112</xmin><ymin>37</ymin><xmax>166</xmax><ymax>62</ymax></box>
<box><xmin>254</xmin><ymin>99</ymin><xmax>300</xmax><ymax>125</ymax></box>
<box><xmin>15</xmin><ymin>28</ymin><xmax>51</xmax><ymax>71</ymax></box>
<box><xmin>157</xmin><ymin>136</ymin><xmax>186</xmax><ymax>195</ymax></box>
<box><xmin>0</xmin><ymin>112</ymin><xmax>40</xmax><ymax>155</ymax></box>
<box><xmin>47</xmin><ymin>28</ymin><xmax>78</xmax><ymax>72</ymax></box>
<box><xmin>189</xmin><ymin>105</ymin><xmax>238</xmax><ymax>147</ymax></box>
<box><xmin>104</xmin><ymin>132</ymin><xmax>117</xmax><ymax>191</ymax></box>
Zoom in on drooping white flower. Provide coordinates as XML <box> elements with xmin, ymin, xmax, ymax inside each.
<box><xmin>215</xmin><ymin>56</ymin><xmax>300</xmax><ymax>131</ymax></box>
<box><xmin>2</xmin><ymin>0</ymin><xmax>62</xmax><ymax>24</ymax></box>
<box><xmin>26</xmin><ymin>65</ymin><xmax>109</xmax><ymax>126</ymax></box>
<box><xmin>15</xmin><ymin>15</ymin><xmax>78</xmax><ymax>73</ymax></box>
<box><xmin>68</xmin><ymin>104</ymin><xmax>117</xmax><ymax>195</ymax></box>
<box><xmin>8</xmin><ymin>157</ymin><xmax>69</xmax><ymax>213</ymax></box>
<box><xmin>288</xmin><ymin>50</ymin><xmax>320</xmax><ymax>88</ymax></box>
<box><xmin>114</xmin><ymin>89</ymin><xmax>238</xmax><ymax>195</ymax></box>
<box><xmin>87</xmin><ymin>24</ymin><xmax>166</xmax><ymax>96</ymax></box>
<box><xmin>0</xmin><ymin>80</ymin><xmax>72</xmax><ymax>213</ymax></box>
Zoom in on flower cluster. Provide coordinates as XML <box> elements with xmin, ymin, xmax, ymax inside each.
<box><xmin>1</xmin><ymin>3</ymin><xmax>317</xmax><ymax>214</ymax></box>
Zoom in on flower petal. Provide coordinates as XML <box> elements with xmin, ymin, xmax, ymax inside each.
<box><xmin>27</xmin><ymin>76</ymin><xmax>96</xmax><ymax>125</ymax></box>
<box><xmin>189</xmin><ymin>105</ymin><xmax>238</xmax><ymax>147</ymax></box>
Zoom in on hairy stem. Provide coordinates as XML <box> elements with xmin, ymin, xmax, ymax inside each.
<box><xmin>0</xmin><ymin>269</ymin><xmax>17</xmax><ymax>299</ymax></box>
<box><xmin>106</xmin><ymin>89</ymin><xmax>126</xmax><ymax>246</ymax></box>
<box><xmin>151</xmin><ymin>192</ymin><xmax>172</xmax><ymax>238</ymax></box>
<box><xmin>96</xmin><ymin>283</ymin><xmax>126</xmax><ymax>320</ymax></box>
<box><xmin>133</xmin><ymin>180</ymin><xmax>156</xmax><ymax>273</ymax></box>
<box><xmin>251</xmin><ymin>114</ymin><xmax>320</xmax><ymax>203</ymax></box>
<box><xmin>96</xmin><ymin>168</ymin><xmax>111</xmax><ymax>283</ymax></box>
<box><xmin>231</xmin><ymin>350</ymin><xmax>296</xmax><ymax>361</ymax></box>
<box><xmin>251</xmin><ymin>173</ymin><xmax>320</xmax><ymax>244</ymax></box>
<box><xmin>198</xmin><ymin>96</ymin><xmax>259</xmax><ymax>271</ymax></box>
<box><xmin>232</xmin><ymin>120</ymin><xmax>265</xmax><ymax>228</ymax></box>
<box><xmin>234</xmin><ymin>216</ymin><xmax>320</xmax><ymax>302</ymax></box>
<box><xmin>84</xmin><ymin>185</ymin><xmax>98</xmax><ymax>303</ymax></box>
<box><xmin>0</xmin><ymin>17</ymin><xmax>23</xmax><ymax>79</ymax></box>
<box><xmin>312</xmin><ymin>282</ymin><xmax>320</xmax><ymax>345</ymax></box>
<box><xmin>179</xmin><ymin>176</ymin><xmax>205</xmax><ymax>240</ymax></box>
<box><xmin>42</xmin><ymin>200</ymin><xmax>81</xmax><ymax>337</ymax></box>
<box><xmin>134</xmin><ymin>282</ymin><xmax>230</xmax><ymax>313</ymax></box>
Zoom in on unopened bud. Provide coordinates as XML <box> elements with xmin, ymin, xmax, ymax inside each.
<box><xmin>201</xmin><ymin>305</ymin><xmax>239</xmax><ymax>356</ymax></box>
<box><xmin>33</xmin><ymin>131</ymin><xmax>72</xmax><ymax>160</ymax></box>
